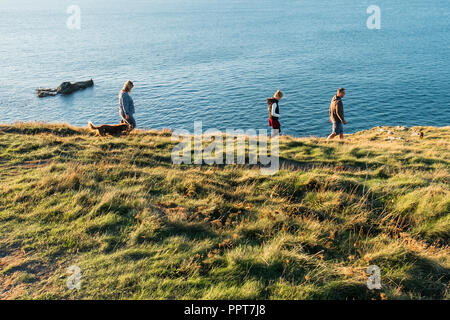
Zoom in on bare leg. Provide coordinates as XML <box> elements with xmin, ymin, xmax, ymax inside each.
<box><xmin>327</xmin><ymin>133</ymin><xmax>337</xmax><ymax>140</ymax></box>
<box><xmin>339</xmin><ymin>133</ymin><xmax>344</xmax><ymax>140</ymax></box>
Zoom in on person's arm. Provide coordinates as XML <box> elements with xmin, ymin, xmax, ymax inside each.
<box><xmin>337</xmin><ymin>102</ymin><xmax>346</xmax><ymax>123</ymax></box>
<box><xmin>272</xmin><ymin>104</ymin><xmax>280</xmax><ymax>118</ymax></box>
<box><xmin>119</xmin><ymin>94</ymin><xmax>126</xmax><ymax>116</ymax></box>
<box><xmin>122</xmin><ymin>93</ymin><xmax>131</xmax><ymax>118</ymax></box>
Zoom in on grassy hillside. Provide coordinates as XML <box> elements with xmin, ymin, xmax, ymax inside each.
<box><xmin>0</xmin><ymin>122</ymin><xmax>448</xmax><ymax>300</ymax></box>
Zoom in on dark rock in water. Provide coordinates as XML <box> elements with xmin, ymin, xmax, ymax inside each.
<box><xmin>37</xmin><ymin>79</ymin><xmax>94</xmax><ymax>98</ymax></box>
<box><xmin>57</xmin><ymin>80</ymin><xmax>94</xmax><ymax>95</ymax></box>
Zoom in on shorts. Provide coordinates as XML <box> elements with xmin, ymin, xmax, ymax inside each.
<box><xmin>269</xmin><ymin>118</ymin><xmax>280</xmax><ymax>130</ymax></box>
<box><xmin>332</xmin><ymin>121</ymin><xmax>343</xmax><ymax>135</ymax></box>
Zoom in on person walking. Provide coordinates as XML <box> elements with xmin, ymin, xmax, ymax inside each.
<box><xmin>327</xmin><ymin>88</ymin><xmax>347</xmax><ymax>140</ymax></box>
<box><xmin>119</xmin><ymin>80</ymin><xmax>136</xmax><ymax>130</ymax></box>
<box><xmin>267</xmin><ymin>90</ymin><xmax>284</xmax><ymax>136</ymax></box>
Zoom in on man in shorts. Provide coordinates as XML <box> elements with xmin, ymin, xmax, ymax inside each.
<box><xmin>327</xmin><ymin>88</ymin><xmax>347</xmax><ymax>140</ymax></box>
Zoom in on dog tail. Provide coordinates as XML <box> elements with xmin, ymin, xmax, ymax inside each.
<box><xmin>88</xmin><ymin>121</ymin><xmax>97</xmax><ymax>130</ymax></box>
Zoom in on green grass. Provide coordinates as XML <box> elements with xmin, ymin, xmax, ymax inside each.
<box><xmin>0</xmin><ymin>122</ymin><xmax>448</xmax><ymax>300</ymax></box>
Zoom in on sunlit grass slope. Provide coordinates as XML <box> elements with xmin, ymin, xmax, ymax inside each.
<box><xmin>0</xmin><ymin>122</ymin><xmax>448</xmax><ymax>299</ymax></box>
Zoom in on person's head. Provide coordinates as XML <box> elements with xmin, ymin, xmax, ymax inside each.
<box><xmin>122</xmin><ymin>80</ymin><xmax>134</xmax><ymax>93</ymax></box>
<box><xmin>274</xmin><ymin>90</ymin><xmax>284</xmax><ymax>100</ymax></box>
<box><xmin>337</xmin><ymin>88</ymin><xmax>346</xmax><ymax>98</ymax></box>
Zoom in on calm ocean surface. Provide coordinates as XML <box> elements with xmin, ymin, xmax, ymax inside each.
<box><xmin>0</xmin><ymin>0</ymin><xmax>449</xmax><ymax>136</ymax></box>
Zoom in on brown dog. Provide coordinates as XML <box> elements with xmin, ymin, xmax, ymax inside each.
<box><xmin>88</xmin><ymin>121</ymin><xmax>131</xmax><ymax>137</ymax></box>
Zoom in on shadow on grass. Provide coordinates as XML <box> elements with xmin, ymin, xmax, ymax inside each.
<box><xmin>310</xmin><ymin>281</ymin><xmax>378</xmax><ymax>300</ymax></box>
<box><xmin>0</xmin><ymin>126</ymin><xmax>84</xmax><ymax>137</ymax></box>
<box><xmin>155</xmin><ymin>220</ymin><xmax>218</xmax><ymax>242</ymax></box>
<box><xmin>372</xmin><ymin>251</ymin><xmax>450</xmax><ymax>299</ymax></box>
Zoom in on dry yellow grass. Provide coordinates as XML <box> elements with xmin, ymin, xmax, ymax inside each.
<box><xmin>0</xmin><ymin>122</ymin><xmax>448</xmax><ymax>299</ymax></box>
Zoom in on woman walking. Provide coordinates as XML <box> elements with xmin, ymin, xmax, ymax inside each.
<box><xmin>119</xmin><ymin>80</ymin><xmax>136</xmax><ymax>130</ymax></box>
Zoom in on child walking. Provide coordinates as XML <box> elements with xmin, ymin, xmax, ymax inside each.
<box><xmin>267</xmin><ymin>90</ymin><xmax>284</xmax><ymax>136</ymax></box>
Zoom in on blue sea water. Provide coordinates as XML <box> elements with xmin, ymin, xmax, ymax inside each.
<box><xmin>0</xmin><ymin>0</ymin><xmax>449</xmax><ymax>136</ymax></box>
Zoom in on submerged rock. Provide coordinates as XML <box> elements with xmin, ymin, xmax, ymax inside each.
<box><xmin>37</xmin><ymin>79</ymin><xmax>94</xmax><ymax>98</ymax></box>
